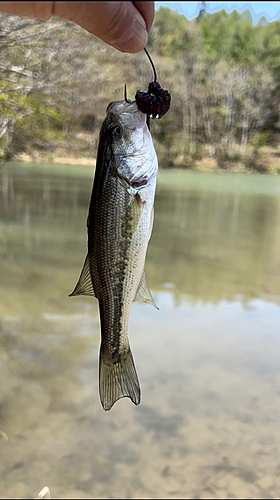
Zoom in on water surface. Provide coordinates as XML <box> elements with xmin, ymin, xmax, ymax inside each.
<box><xmin>1</xmin><ymin>163</ymin><xmax>280</xmax><ymax>499</ymax></box>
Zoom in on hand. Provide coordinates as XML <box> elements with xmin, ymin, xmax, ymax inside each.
<box><xmin>0</xmin><ymin>1</ymin><xmax>155</xmax><ymax>53</ymax></box>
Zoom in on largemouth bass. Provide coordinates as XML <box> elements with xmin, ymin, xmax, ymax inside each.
<box><xmin>70</xmin><ymin>100</ymin><xmax>158</xmax><ymax>411</ymax></box>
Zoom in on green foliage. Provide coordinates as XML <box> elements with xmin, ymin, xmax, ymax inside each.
<box><xmin>257</xmin><ymin>15</ymin><xmax>268</xmax><ymax>27</ymax></box>
<box><xmin>241</xmin><ymin>8</ymin><xmax>253</xmax><ymax>23</ymax></box>
<box><xmin>250</xmin><ymin>131</ymin><xmax>271</xmax><ymax>148</ymax></box>
<box><xmin>199</xmin><ymin>8</ymin><xmax>257</xmax><ymax>64</ymax></box>
<box><xmin>256</xmin><ymin>21</ymin><xmax>280</xmax><ymax>76</ymax></box>
<box><xmin>151</xmin><ymin>6</ymin><xmax>190</xmax><ymax>57</ymax></box>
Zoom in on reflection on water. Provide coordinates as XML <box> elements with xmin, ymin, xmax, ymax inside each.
<box><xmin>1</xmin><ymin>163</ymin><xmax>280</xmax><ymax>498</ymax></box>
<box><xmin>149</xmin><ymin>171</ymin><xmax>280</xmax><ymax>304</ymax></box>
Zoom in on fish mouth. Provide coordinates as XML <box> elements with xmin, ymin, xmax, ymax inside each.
<box><xmin>118</xmin><ymin>174</ymin><xmax>148</xmax><ymax>190</ymax></box>
<box><xmin>131</xmin><ymin>179</ymin><xmax>148</xmax><ymax>189</ymax></box>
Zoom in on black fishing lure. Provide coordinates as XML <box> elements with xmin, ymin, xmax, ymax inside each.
<box><xmin>135</xmin><ymin>48</ymin><xmax>171</xmax><ymax>120</ymax></box>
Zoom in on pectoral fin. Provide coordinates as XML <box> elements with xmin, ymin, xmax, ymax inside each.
<box><xmin>149</xmin><ymin>207</ymin><xmax>154</xmax><ymax>241</ymax></box>
<box><xmin>134</xmin><ymin>270</ymin><xmax>159</xmax><ymax>309</ymax></box>
<box><xmin>69</xmin><ymin>254</ymin><xmax>96</xmax><ymax>297</ymax></box>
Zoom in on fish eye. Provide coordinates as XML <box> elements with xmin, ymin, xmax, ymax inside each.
<box><xmin>112</xmin><ymin>125</ymin><xmax>122</xmax><ymax>138</ymax></box>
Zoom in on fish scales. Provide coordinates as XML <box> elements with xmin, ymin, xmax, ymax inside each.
<box><xmin>70</xmin><ymin>100</ymin><xmax>158</xmax><ymax>410</ymax></box>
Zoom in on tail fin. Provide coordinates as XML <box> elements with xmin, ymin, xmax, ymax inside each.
<box><xmin>99</xmin><ymin>345</ymin><xmax>141</xmax><ymax>411</ymax></box>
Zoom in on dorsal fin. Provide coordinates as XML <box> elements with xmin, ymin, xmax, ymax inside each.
<box><xmin>134</xmin><ymin>270</ymin><xmax>158</xmax><ymax>309</ymax></box>
<box><xmin>69</xmin><ymin>254</ymin><xmax>96</xmax><ymax>297</ymax></box>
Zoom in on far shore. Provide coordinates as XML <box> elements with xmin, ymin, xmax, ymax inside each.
<box><xmin>12</xmin><ymin>153</ymin><xmax>96</xmax><ymax>166</ymax></box>
<box><xmin>3</xmin><ymin>145</ymin><xmax>280</xmax><ymax>175</ymax></box>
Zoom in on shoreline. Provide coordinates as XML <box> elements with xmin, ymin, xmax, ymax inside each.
<box><xmin>12</xmin><ymin>153</ymin><xmax>96</xmax><ymax>166</ymax></box>
<box><xmin>2</xmin><ymin>150</ymin><xmax>280</xmax><ymax>175</ymax></box>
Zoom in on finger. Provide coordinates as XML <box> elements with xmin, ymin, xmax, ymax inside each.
<box><xmin>0</xmin><ymin>1</ymin><xmax>53</xmax><ymax>19</ymax></box>
<box><xmin>132</xmin><ymin>1</ymin><xmax>154</xmax><ymax>34</ymax></box>
<box><xmin>54</xmin><ymin>1</ymin><xmax>151</xmax><ymax>53</ymax></box>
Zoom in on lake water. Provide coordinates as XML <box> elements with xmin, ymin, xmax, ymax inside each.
<box><xmin>1</xmin><ymin>163</ymin><xmax>280</xmax><ymax>499</ymax></box>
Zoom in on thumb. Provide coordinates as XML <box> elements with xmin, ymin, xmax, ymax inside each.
<box><xmin>54</xmin><ymin>1</ymin><xmax>153</xmax><ymax>53</ymax></box>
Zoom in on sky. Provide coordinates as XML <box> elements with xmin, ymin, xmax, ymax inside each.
<box><xmin>155</xmin><ymin>1</ymin><xmax>280</xmax><ymax>24</ymax></box>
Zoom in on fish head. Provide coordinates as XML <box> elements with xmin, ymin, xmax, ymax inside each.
<box><xmin>100</xmin><ymin>100</ymin><xmax>158</xmax><ymax>190</ymax></box>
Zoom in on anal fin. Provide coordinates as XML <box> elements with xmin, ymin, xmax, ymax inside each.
<box><xmin>134</xmin><ymin>270</ymin><xmax>159</xmax><ymax>309</ymax></box>
<box><xmin>69</xmin><ymin>254</ymin><xmax>96</xmax><ymax>297</ymax></box>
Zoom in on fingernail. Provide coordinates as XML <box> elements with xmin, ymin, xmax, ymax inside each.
<box><xmin>114</xmin><ymin>20</ymin><xmax>148</xmax><ymax>53</ymax></box>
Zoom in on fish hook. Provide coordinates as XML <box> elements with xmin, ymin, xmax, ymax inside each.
<box><xmin>124</xmin><ymin>49</ymin><xmax>156</xmax><ymax>103</ymax></box>
<box><xmin>143</xmin><ymin>47</ymin><xmax>157</xmax><ymax>82</ymax></box>
<box><xmin>124</xmin><ymin>84</ymin><xmax>130</xmax><ymax>103</ymax></box>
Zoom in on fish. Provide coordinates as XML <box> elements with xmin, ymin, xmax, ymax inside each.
<box><xmin>70</xmin><ymin>99</ymin><xmax>158</xmax><ymax>411</ymax></box>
